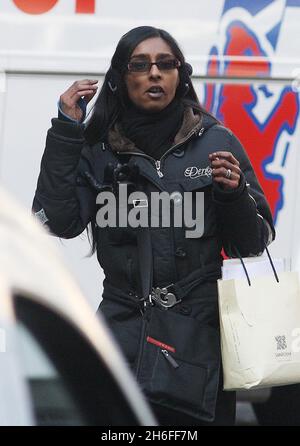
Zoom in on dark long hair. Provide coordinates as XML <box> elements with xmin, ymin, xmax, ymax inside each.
<box><xmin>84</xmin><ymin>26</ymin><xmax>218</xmax><ymax>254</ymax></box>
<box><xmin>84</xmin><ymin>25</ymin><xmax>216</xmax><ymax>145</ymax></box>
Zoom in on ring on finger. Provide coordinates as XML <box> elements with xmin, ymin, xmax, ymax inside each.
<box><xmin>225</xmin><ymin>168</ymin><xmax>232</xmax><ymax>179</ymax></box>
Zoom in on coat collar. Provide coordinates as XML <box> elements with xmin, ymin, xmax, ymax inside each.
<box><xmin>108</xmin><ymin>106</ymin><xmax>203</xmax><ymax>153</ymax></box>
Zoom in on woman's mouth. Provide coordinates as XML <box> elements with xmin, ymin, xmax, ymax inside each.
<box><xmin>146</xmin><ymin>86</ymin><xmax>165</xmax><ymax>99</ymax></box>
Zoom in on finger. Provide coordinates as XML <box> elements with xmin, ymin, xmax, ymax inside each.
<box><xmin>61</xmin><ymin>90</ymin><xmax>98</xmax><ymax>109</ymax></box>
<box><xmin>74</xmin><ymin>89</ymin><xmax>97</xmax><ymax>98</ymax></box>
<box><xmin>67</xmin><ymin>78</ymin><xmax>97</xmax><ymax>94</ymax></box>
<box><xmin>212</xmin><ymin>167</ymin><xmax>240</xmax><ymax>181</ymax></box>
<box><xmin>209</xmin><ymin>151</ymin><xmax>240</xmax><ymax>166</ymax></box>
<box><xmin>71</xmin><ymin>79</ymin><xmax>98</xmax><ymax>88</ymax></box>
<box><xmin>82</xmin><ymin>89</ymin><xmax>98</xmax><ymax>103</ymax></box>
<box><xmin>61</xmin><ymin>89</ymin><xmax>97</xmax><ymax>107</ymax></box>
<box><xmin>211</xmin><ymin>159</ymin><xmax>241</xmax><ymax>174</ymax></box>
<box><xmin>60</xmin><ymin>83</ymin><xmax>98</xmax><ymax>105</ymax></box>
<box><xmin>70</xmin><ymin>84</ymin><xmax>98</xmax><ymax>99</ymax></box>
<box><xmin>78</xmin><ymin>79</ymin><xmax>98</xmax><ymax>84</ymax></box>
<box><xmin>62</xmin><ymin>79</ymin><xmax>97</xmax><ymax>96</ymax></box>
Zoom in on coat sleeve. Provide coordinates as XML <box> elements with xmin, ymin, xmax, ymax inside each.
<box><xmin>212</xmin><ymin>130</ymin><xmax>275</xmax><ymax>257</ymax></box>
<box><xmin>32</xmin><ymin>118</ymin><xmax>96</xmax><ymax>239</ymax></box>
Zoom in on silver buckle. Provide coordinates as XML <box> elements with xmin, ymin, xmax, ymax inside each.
<box><xmin>151</xmin><ymin>284</ymin><xmax>180</xmax><ymax>309</ymax></box>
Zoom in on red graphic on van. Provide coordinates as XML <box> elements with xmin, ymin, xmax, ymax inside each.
<box><xmin>205</xmin><ymin>15</ymin><xmax>299</xmax><ymax>223</ymax></box>
<box><xmin>12</xmin><ymin>0</ymin><xmax>95</xmax><ymax>14</ymax></box>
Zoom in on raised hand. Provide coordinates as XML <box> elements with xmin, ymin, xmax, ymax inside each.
<box><xmin>59</xmin><ymin>79</ymin><xmax>98</xmax><ymax>122</ymax></box>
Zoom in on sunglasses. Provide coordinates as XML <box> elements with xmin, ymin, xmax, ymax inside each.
<box><xmin>127</xmin><ymin>58</ymin><xmax>181</xmax><ymax>73</ymax></box>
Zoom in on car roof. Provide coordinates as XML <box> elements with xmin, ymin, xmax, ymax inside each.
<box><xmin>0</xmin><ymin>187</ymin><xmax>156</xmax><ymax>426</ymax></box>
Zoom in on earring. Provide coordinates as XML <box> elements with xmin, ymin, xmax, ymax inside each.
<box><xmin>108</xmin><ymin>80</ymin><xmax>117</xmax><ymax>93</ymax></box>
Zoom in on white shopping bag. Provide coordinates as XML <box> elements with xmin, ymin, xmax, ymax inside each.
<box><xmin>218</xmin><ymin>255</ymin><xmax>300</xmax><ymax>390</ymax></box>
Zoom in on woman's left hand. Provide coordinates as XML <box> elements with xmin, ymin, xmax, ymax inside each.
<box><xmin>209</xmin><ymin>151</ymin><xmax>241</xmax><ymax>190</ymax></box>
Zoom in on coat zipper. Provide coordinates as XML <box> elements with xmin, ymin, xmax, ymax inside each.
<box><xmin>155</xmin><ymin>160</ymin><xmax>163</xmax><ymax>178</ymax></box>
<box><xmin>116</xmin><ymin>127</ymin><xmax>205</xmax><ymax>179</ymax></box>
<box><xmin>161</xmin><ymin>349</ymin><xmax>179</xmax><ymax>368</ymax></box>
<box><xmin>135</xmin><ymin>317</ymin><xmax>148</xmax><ymax>379</ymax></box>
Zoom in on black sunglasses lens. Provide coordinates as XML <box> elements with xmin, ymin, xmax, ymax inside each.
<box><xmin>128</xmin><ymin>61</ymin><xmax>149</xmax><ymax>72</ymax></box>
<box><xmin>157</xmin><ymin>60</ymin><xmax>178</xmax><ymax>70</ymax></box>
<box><xmin>128</xmin><ymin>59</ymin><xmax>179</xmax><ymax>72</ymax></box>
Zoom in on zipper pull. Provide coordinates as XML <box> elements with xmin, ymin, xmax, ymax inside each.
<box><xmin>161</xmin><ymin>349</ymin><xmax>179</xmax><ymax>368</ymax></box>
<box><xmin>198</xmin><ymin>127</ymin><xmax>205</xmax><ymax>136</ymax></box>
<box><xmin>155</xmin><ymin>160</ymin><xmax>164</xmax><ymax>178</ymax></box>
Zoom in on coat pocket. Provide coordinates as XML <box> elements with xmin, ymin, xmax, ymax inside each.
<box><xmin>151</xmin><ymin>349</ymin><xmax>208</xmax><ymax>410</ymax></box>
<box><xmin>137</xmin><ymin>306</ymin><xmax>220</xmax><ymax>422</ymax></box>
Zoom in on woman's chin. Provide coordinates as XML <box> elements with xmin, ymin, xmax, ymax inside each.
<box><xmin>139</xmin><ymin>101</ymin><xmax>171</xmax><ymax>113</ymax></box>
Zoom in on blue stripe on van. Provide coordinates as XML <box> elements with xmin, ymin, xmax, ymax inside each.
<box><xmin>222</xmin><ymin>0</ymin><xmax>274</xmax><ymax>16</ymax></box>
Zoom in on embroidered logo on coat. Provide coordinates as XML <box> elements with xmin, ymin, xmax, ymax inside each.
<box><xmin>184</xmin><ymin>166</ymin><xmax>212</xmax><ymax>179</ymax></box>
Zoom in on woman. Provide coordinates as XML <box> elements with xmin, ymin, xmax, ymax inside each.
<box><xmin>33</xmin><ymin>26</ymin><xmax>275</xmax><ymax>425</ymax></box>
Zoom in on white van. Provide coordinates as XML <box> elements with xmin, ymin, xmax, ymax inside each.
<box><xmin>1</xmin><ymin>0</ymin><xmax>300</xmax><ymax>425</ymax></box>
<box><xmin>1</xmin><ymin>0</ymin><xmax>299</xmax><ymax>308</ymax></box>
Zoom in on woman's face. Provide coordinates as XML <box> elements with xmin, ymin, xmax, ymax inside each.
<box><xmin>125</xmin><ymin>37</ymin><xmax>180</xmax><ymax>112</ymax></box>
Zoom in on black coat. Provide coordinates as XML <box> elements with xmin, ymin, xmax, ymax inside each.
<box><xmin>33</xmin><ymin>107</ymin><xmax>275</xmax><ymax>424</ymax></box>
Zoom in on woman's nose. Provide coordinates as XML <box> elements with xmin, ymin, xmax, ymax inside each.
<box><xmin>149</xmin><ymin>63</ymin><xmax>162</xmax><ymax>78</ymax></box>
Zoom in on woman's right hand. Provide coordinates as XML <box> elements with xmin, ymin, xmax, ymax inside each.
<box><xmin>59</xmin><ymin>79</ymin><xmax>98</xmax><ymax>122</ymax></box>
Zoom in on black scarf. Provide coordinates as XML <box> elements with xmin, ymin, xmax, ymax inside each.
<box><xmin>120</xmin><ymin>98</ymin><xmax>184</xmax><ymax>159</ymax></box>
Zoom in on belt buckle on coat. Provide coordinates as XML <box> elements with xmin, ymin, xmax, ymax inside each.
<box><xmin>151</xmin><ymin>284</ymin><xmax>179</xmax><ymax>309</ymax></box>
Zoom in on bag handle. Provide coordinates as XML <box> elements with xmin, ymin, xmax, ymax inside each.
<box><xmin>233</xmin><ymin>244</ymin><xmax>279</xmax><ymax>286</ymax></box>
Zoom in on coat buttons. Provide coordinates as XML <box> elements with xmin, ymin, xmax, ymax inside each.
<box><xmin>117</xmin><ymin>172</ymin><xmax>127</xmax><ymax>181</ymax></box>
<box><xmin>175</xmin><ymin>247</ymin><xmax>186</xmax><ymax>258</ymax></box>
